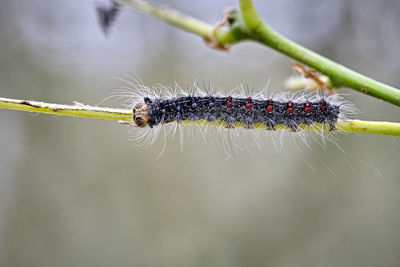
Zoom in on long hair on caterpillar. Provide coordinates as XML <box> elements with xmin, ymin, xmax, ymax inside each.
<box><xmin>111</xmin><ymin>74</ymin><xmax>357</xmax><ymax>156</ymax></box>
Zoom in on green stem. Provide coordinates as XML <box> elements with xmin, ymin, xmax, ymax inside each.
<box><xmin>336</xmin><ymin>120</ymin><xmax>400</xmax><ymax>138</ymax></box>
<box><xmin>114</xmin><ymin>0</ymin><xmax>244</xmax><ymax>44</ymax></box>
<box><xmin>115</xmin><ymin>0</ymin><xmax>400</xmax><ymax>106</ymax></box>
<box><xmin>238</xmin><ymin>0</ymin><xmax>400</xmax><ymax>106</ymax></box>
<box><xmin>1</xmin><ymin>97</ymin><xmax>399</xmax><ymax>137</ymax></box>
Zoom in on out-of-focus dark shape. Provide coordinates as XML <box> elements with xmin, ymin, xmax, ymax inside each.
<box><xmin>96</xmin><ymin>1</ymin><xmax>121</xmax><ymax>35</ymax></box>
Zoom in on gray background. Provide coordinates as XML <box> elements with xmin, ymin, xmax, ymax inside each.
<box><xmin>1</xmin><ymin>0</ymin><xmax>400</xmax><ymax>266</ymax></box>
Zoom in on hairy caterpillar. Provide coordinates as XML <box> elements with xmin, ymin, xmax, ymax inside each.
<box><xmin>113</xmin><ymin>76</ymin><xmax>355</xmax><ymax>154</ymax></box>
<box><xmin>134</xmin><ymin>95</ymin><xmax>339</xmax><ymax>130</ymax></box>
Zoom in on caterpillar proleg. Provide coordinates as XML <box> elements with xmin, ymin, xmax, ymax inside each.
<box><xmin>114</xmin><ymin>75</ymin><xmax>356</xmax><ymax>153</ymax></box>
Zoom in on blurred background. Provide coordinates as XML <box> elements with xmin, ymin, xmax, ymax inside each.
<box><xmin>1</xmin><ymin>0</ymin><xmax>400</xmax><ymax>266</ymax></box>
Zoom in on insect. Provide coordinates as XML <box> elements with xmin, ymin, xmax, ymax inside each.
<box><xmin>133</xmin><ymin>95</ymin><xmax>339</xmax><ymax>132</ymax></box>
<box><xmin>111</xmin><ymin>76</ymin><xmax>355</xmax><ymax>155</ymax></box>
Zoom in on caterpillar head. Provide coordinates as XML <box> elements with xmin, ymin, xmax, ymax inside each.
<box><xmin>132</xmin><ymin>103</ymin><xmax>149</xmax><ymax>127</ymax></box>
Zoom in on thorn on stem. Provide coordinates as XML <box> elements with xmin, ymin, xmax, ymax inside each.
<box><xmin>291</xmin><ymin>62</ymin><xmax>335</xmax><ymax>95</ymax></box>
<box><xmin>204</xmin><ymin>7</ymin><xmax>237</xmax><ymax>51</ymax></box>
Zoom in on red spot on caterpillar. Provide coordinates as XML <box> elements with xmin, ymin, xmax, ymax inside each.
<box><xmin>320</xmin><ymin>100</ymin><xmax>327</xmax><ymax>111</ymax></box>
<box><xmin>305</xmin><ymin>101</ymin><xmax>311</xmax><ymax>113</ymax></box>
<box><xmin>227</xmin><ymin>96</ymin><xmax>233</xmax><ymax>108</ymax></box>
<box><xmin>287</xmin><ymin>101</ymin><xmax>293</xmax><ymax>113</ymax></box>
<box><xmin>245</xmin><ymin>97</ymin><xmax>253</xmax><ymax>109</ymax></box>
<box><xmin>266</xmin><ymin>99</ymin><xmax>273</xmax><ymax>112</ymax></box>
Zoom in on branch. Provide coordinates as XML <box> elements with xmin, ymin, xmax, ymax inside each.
<box><xmin>238</xmin><ymin>0</ymin><xmax>400</xmax><ymax>105</ymax></box>
<box><xmin>1</xmin><ymin>97</ymin><xmax>399</xmax><ymax>138</ymax></box>
<box><xmin>114</xmin><ymin>0</ymin><xmax>248</xmax><ymax>45</ymax></box>
<box><xmin>115</xmin><ymin>0</ymin><xmax>400</xmax><ymax>106</ymax></box>
<box><xmin>0</xmin><ymin>97</ymin><xmax>131</xmax><ymax>121</ymax></box>
<box><xmin>336</xmin><ymin>120</ymin><xmax>400</xmax><ymax>138</ymax></box>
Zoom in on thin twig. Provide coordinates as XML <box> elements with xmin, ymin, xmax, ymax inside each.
<box><xmin>1</xmin><ymin>97</ymin><xmax>399</xmax><ymax>137</ymax></box>
<box><xmin>114</xmin><ymin>0</ymin><xmax>248</xmax><ymax>45</ymax></box>
<box><xmin>0</xmin><ymin>97</ymin><xmax>132</xmax><ymax>121</ymax></box>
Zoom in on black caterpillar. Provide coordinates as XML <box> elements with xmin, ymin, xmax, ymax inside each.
<box><xmin>132</xmin><ymin>95</ymin><xmax>340</xmax><ymax>131</ymax></box>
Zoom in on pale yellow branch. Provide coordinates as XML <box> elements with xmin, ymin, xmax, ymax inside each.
<box><xmin>0</xmin><ymin>97</ymin><xmax>132</xmax><ymax>121</ymax></box>
<box><xmin>1</xmin><ymin>97</ymin><xmax>399</xmax><ymax>138</ymax></box>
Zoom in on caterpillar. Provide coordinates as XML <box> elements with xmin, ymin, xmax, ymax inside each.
<box><xmin>114</xmin><ymin>76</ymin><xmax>355</xmax><ymax>153</ymax></box>
<box><xmin>133</xmin><ymin>95</ymin><xmax>339</xmax><ymax>131</ymax></box>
